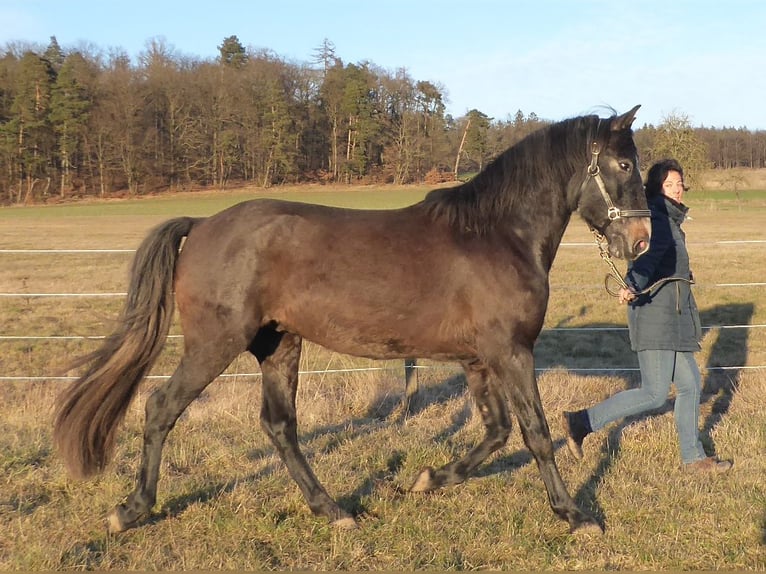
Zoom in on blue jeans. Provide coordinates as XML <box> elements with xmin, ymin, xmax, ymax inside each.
<box><xmin>586</xmin><ymin>349</ymin><xmax>707</xmax><ymax>464</ymax></box>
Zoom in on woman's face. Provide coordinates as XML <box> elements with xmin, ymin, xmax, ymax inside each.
<box><xmin>662</xmin><ymin>170</ymin><xmax>685</xmax><ymax>203</ymax></box>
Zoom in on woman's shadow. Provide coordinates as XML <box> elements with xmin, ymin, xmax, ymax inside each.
<box><xmin>155</xmin><ymin>302</ymin><xmax>754</xmax><ymax>529</ymax></box>
<box><xmin>529</xmin><ymin>302</ymin><xmax>754</xmax><ymax>527</ymax></box>
<box><xmin>699</xmin><ymin>302</ymin><xmax>754</xmax><ymax>434</ymax></box>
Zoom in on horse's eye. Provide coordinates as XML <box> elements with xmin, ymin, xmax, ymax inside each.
<box><xmin>619</xmin><ymin>161</ymin><xmax>632</xmax><ymax>172</ymax></box>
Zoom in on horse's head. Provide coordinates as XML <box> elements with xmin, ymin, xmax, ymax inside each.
<box><xmin>576</xmin><ymin>105</ymin><xmax>651</xmax><ymax>261</ymax></box>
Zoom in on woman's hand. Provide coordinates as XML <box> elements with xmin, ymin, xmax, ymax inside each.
<box><xmin>618</xmin><ymin>287</ymin><xmax>636</xmax><ymax>305</ymax></box>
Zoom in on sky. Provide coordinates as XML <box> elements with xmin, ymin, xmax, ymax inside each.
<box><xmin>1</xmin><ymin>0</ymin><xmax>765</xmax><ymax>129</ymax></box>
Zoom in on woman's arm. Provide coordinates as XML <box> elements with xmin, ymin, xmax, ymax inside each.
<box><xmin>624</xmin><ymin>210</ymin><xmax>674</xmax><ymax>292</ymax></box>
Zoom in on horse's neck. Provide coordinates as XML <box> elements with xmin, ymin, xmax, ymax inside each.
<box><xmin>421</xmin><ymin>118</ymin><xmax>591</xmax><ymax>271</ymax></box>
<box><xmin>496</xmin><ymin>161</ymin><xmax>579</xmax><ymax>272</ymax></box>
<box><xmin>504</xmin><ymin>206</ymin><xmax>573</xmax><ymax>274</ymax></box>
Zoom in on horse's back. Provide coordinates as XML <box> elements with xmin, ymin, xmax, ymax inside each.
<box><xmin>173</xmin><ymin>197</ymin><xmax>546</xmax><ymax>359</ymax></box>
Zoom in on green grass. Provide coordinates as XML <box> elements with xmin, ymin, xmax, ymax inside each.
<box><xmin>690</xmin><ymin>189</ymin><xmax>766</xmax><ymax>201</ymax></box>
<box><xmin>0</xmin><ymin>185</ymin><xmax>433</xmax><ymax>219</ymax></box>
<box><xmin>0</xmin><ymin>185</ymin><xmax>764</xmax><ymax>570</ymax></box>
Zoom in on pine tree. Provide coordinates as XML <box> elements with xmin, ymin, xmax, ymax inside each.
<box><xmin>49</xmin><ymin>52</ymin><xmax>92</xmax><ymax>196</ymax></box>
<box><xmin>10</xmin><ymin>52</ymin><xmax>55</xmax><ymax>202</ymax></box>
<box><xmin>218</xmin><ymin>35</ymin><xmax>248</xmax><ymax>68</ymax></box>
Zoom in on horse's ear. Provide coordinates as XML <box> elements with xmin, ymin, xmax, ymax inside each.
<box><xmin>611</xmin><ymin>105</ymin><xmax>641</xmax><ymax>131</ymax></box>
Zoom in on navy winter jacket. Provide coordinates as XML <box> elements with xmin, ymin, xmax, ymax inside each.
<box><xmin>624</xmin><ymin>194</ymin><xmax>702</xmax><ymax>352</ymax></box>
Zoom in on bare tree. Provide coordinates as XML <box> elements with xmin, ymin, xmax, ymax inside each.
<box><xmin>651</xmin><ymin>112</ymin><xmax>709</xmax><ymax>190</ymax></box>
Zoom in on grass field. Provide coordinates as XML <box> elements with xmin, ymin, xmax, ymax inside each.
<box><xmin>0</xmin><ymin>184</ymin><xmax>765</xmax><ymax>570</ymax></box>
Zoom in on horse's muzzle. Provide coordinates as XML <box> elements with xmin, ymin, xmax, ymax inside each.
<box><xmin>607</xmin><ymin>217</ymin><xmax>651</xmax><ymax>260</ymax></box>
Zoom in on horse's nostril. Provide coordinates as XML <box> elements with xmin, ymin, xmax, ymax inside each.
<box><xmin>634</xmin><ymin>239</ymin><xmax>649</xmax><ymax>256</ymax></box>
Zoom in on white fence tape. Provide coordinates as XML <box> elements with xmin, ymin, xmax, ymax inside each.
<box><xmin>1</xmin><ymin>325</ymin><xmax>765</xmax><ymax>341</ymax></box>
<box><xmin>2</xmin><ymin>240</ymin><xmax>765</xmax><ymax>254</ymax></box>
<box><xmin>3</xmin><ymin>282</ymin><xmax>765</xmax><ymax>298</ymax></box>
<box><xmin>2</xmin><ymin>242</ymin><xmax>764</xmax><ymax>382</ymax></box>
<box><xmin>1</xmin><ymin>364</ymin><xmax>763</xmax><ymax>383</ymax></box>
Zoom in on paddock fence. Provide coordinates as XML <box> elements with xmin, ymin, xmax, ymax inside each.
<box><xmin>2</xmin><ymin>241</ymin><xmax>765</xmax><ymax>382</ymax></box>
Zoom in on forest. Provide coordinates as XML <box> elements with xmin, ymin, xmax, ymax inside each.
<box><xmin>2</xmin><ymin>35</ymin><xmax>765</xmax><ymax>204</ymax></box>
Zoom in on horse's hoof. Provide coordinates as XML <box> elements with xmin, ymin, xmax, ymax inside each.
<box><xmin>106</xmin><ymin>507</ymin><xmax>128</xmax><ymax>534</ymax></box>
<box><xmin>410</xmin><ymin>467</ymin><xmax>435</xmax><ymax>492</ymax></box>
<box><xmin>106</xmin><ymin>504</ymin><xmax>145</xmax><ymax>534</ymax></box>
<box><xmin>571</xmin><ymin>519</ymin><xmax>604</xmax><ymax>537</ymax></box>
<box><xmin>331</xmin><ymin>516</ymin><xmax>359</xmax><ymax>530</ymax></box>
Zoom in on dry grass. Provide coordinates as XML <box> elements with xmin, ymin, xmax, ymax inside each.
<box><xmin>0</xmin><ymin>186</ymin><xmax>764</xmax><ymax>570</ymax></box>
<box><xmin>701</xmin><ymin>167</ymin><xmax>766</xmax><ymax>191</ymax></box>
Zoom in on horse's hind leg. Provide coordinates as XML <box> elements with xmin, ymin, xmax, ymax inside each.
<box><xmin>106</xmin><ymin>343</ymin><xmax>241</xmax><ymax>533</ymax></box>
<box><xmin>411</xmin><ymin>359</ymin><xmax>511</xmax><ymax>491</ymax></box>
<box><xmin>403</xmin><ymin>358</ymin><xmax>418</xmax><ymax>413</ymax></box>
<box><xmin>252</xmin><ymin>328</ymin><xmax>356</xmax><ymax>528</ymax></box>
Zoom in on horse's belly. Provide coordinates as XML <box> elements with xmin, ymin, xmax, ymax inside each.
<box><xmin>269</xmin><ymin>295</ymin><xmax>475</xmax><ymax>361</ymax></box>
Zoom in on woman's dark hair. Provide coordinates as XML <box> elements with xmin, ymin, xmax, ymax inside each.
<box><xmin>645</xmin><ymin>158</ymin><xmax>685</xmax><ymax>198</ymax></box>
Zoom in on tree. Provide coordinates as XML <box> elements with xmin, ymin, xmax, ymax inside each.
<box><xmin>218</xmin><ymin>35</ymin><xmax>248</xmax><ymax>69</ymax></box>
<box><xmin>240</xmin><ymin>53</ymin><xmax>300</xmax><ymax>186</ymax></box>
<box><xmin>15</xmin><ymin>36</ymin><xmax>766</xmax><ymax>202</ymax></box>
<box><xmin>720</xmin><ymin>170</ymin><xmax>748</xmax><ymax>200</ymax></box>
<box><xmin>338</xmin><ymin>63</ymin><xmax>381</xmax><ymax>181</ymax></box>
<box><xmin>318</xmin><ymin>60</ymin><xmax>345</xmax><ymax>179</ymax></box>
<box><xmin>49</xmin><ymin>51</ymin><xmax>93</xmax><ymax>196</ymax></box>
<box><xmin>460</xmin><ymin>109</ymin><xmax>491</xmax><ymax>173</ymax></box>
<box><xmin>650</xmin><ymin>112</ymin><xmax>709</xmax><ymax>190</ymax></box>
<box><xmin>43</xmin><ymin>36</ymin><xmax>65</xmax><ymax>73</ymax></box>
<box><xmin>319</xmin><ymin>61</ymin><xmax>384</xmax><ymax>181</ymax></box>
<box><xmin>0</xmin><ymin>51</ymin><xmax>20</xmax><ymax>202</ymax></box>
<box><xmin>312</xmin><ymin>38</ymin><xmax>339</xmax><ymax>77</ymax></box>
<box><xmin>139</xmin><ymin>38</ymin><xmax>187</xmax><ymax>190</ymax></box>
<box><xmin>413</xmin><ymin>80</ymin><xmax>447</xmax><ymax>179</ymax></box>
<box><xmin>453</xmin><ymin>115</ymin><xmax>470</xmax><ymax>179</ymax></box>
<box><xmin>99</xmin><ymin>51</ymin><xmax>145</xmax><ymax>194</ymax></box>
<box><xmin>9</xmin><ymin>51</ymin><xmax>55</xmax><ymax>202</ymax></box>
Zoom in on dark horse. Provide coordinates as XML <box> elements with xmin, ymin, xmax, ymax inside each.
<box><xmin>54</xmin><ymin>106</ymin><xmax>650</xmax><ymax>536</ymax></box>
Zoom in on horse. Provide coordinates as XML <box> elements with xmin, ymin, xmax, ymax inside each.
<box><xmin>53</xmin><ymin>106</ymin><xmax>651</xmax><ymax>536</ymax></box>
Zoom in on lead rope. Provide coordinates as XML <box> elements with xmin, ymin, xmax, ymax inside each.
<box><xmin>591</xmin><ymin>228</ymin><xmax>630</xmax><ymax>296</ymax></box>
<box><xmin>590</xmin><ymin>229</ymin><xmax>695</xmax><ymax>298</ymax></box>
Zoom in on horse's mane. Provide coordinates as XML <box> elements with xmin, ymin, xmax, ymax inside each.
<box><xmin>421</xmin><ymin>114</ymin><xmax>602</xmax><ymax>235</ymax></box>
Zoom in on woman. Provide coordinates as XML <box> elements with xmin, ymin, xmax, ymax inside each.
<box><xmin>562</xmin><ymin>159</ymin><xmax>732</xmax><ymax>473</ymax></box>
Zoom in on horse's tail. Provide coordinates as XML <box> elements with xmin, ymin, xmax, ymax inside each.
<box><xmin>53</xmin><ymin>216</ymin><xmax>201</xmax><ymax>479</ymax></box>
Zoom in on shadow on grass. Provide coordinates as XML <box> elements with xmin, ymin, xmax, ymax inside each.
<box><xmin>155</xmin><ymin>460</ymin><xmax>282</xmax><ymax>524</ymax></box>
<box><xmin>558</xmin><ymin>303</ymin><xmax>753</xmax><ymax>529</ymax></box>
<box><xmin>124</xmin><ymin>301</ymin><xmax>754</xmax><ymax>530</ymax></box>
<box><xmin>317</xmin><ymin>300</ymin><xmax>754</xmax><ymax>528</ymax></box>
<box><xmin>144</xmin><ymin>370</ymin><xmax>468</xmax><ymax>525</ymax></box>
<box><xmin>59</xmin><ymin>538</ymin><xmax>109</xmax><ymax>570</ymax></box>
<box><xmin>699</xmin><ymin>303</ymin><xmax>754</xmax><ymax>454</ymax></box>
<box><xmin>337</xmin><ymin>451</ymin><xmax>407</xmax><ymax>517</ymax></box>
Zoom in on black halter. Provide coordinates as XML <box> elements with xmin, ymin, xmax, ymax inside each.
<box><xmin>584</xmin><ymin>138</ymin><xmax>652</xmax><ymax>297</ymax></box>
<box><xmin>585</xmin><ymin>141</ymin><xmax>651</xmax><ymax>221</ymax></box>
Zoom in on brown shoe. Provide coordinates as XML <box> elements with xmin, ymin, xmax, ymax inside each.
<box><xmin>683</xmin><ymin>456</ymin><xmax>733</xmax><ymax>474</ymax></box>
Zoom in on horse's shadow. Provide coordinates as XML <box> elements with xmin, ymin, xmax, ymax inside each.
<box><xmin>532</xmin><ymin>302</ymin><xmax>754</xmax><ymax>526</ymax></box>
<box><xmin>390</xmin><ymin>301</ymin><xmax>754</xmax><ymax>527</ymax></box>
<box><xmin>155</xmin><ymin>369</ymin><xmax>468</xmax><ymax>524</ymax></box>
<box><xmin>537</xmin><ymin>301</ymin><xmax>752</xmax><ymax>429</ymax></box>
<box><xmin>156</xmin><ymin>302</ymin><xmax>752</xmax><ymax>527</ymax></box>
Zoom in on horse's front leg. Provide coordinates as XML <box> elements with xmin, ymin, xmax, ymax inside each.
<box><xmin>498</xmin><ymin>347</ymin><xmax>604</xmax><ymax>535</ymax></box>
<box><xmin>410</xmin><ymin>358</ymin><xmax>511</xmax><ymax>491</ymax></box>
